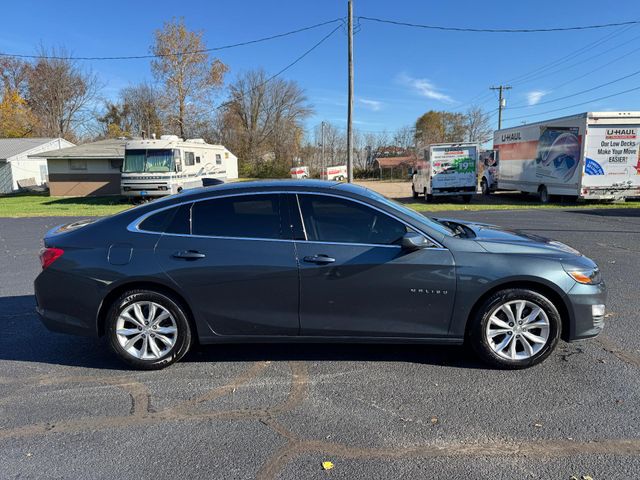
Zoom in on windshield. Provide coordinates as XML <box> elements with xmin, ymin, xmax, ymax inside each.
<box><xmin>336</xmin><ymin>183</ymin><xmax>455</xmax><ymax>236</ymax></box>
<box><xmin>123</xmin><ymin>149</ymin><xmax>176</xmax><ymax>173</ymax></box>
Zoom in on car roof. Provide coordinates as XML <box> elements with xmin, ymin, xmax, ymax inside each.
<box><xmin>176</xmin><ymin>179</ymin><xmax>341</xmax><ymax>197</ymax></box>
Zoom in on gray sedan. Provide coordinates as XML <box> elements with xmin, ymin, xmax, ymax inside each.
<box><xmin>34</xmin><ymin>180</ymin><xmax>606</xmax><ymax>369</ymax></box>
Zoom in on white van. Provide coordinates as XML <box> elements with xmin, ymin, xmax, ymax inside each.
<box><xmin>290</xmin><ymin>166</ymin><xmax>309</xmax><ymax>179</ymax></box>
<box><xmin>492</xmin><ymin>112</ymin><xmax>640</xmax><ymax>202</ymax></box>
<box><xmin>121</xmin><ymin>136</ymin><xmax>238</xmax><ymax>198</ymax></box>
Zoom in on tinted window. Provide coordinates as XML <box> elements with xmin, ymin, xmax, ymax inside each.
<box><xmin>139</xmin><ymin>204</ymin><xmax>191</xmax><ymax>234</ymax></box>
<box><xmin>298</xmin><ymin>194</ymin><xmax>407</xmax><ymax>245</ymax></box>
<box><xmin>185</xmin><ymin>152</ymin><xmax>195</xmax><ymax>166</ymax></box>
<box><xmin>192</xmin><ymin>194</ymin><xmax>282</xmax><ymax>239</ymax></box>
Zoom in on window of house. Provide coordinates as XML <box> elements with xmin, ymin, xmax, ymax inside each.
<box><xmin>185</xmin><ymin>152</ymin><xmax>195</xmax><ymax>166</ymax></box>
<box><xmin>110</xmin><ymin>159</ymin><xmax>123</xmax><ymax>170</ymax></box>
<box><xmin>191</xmin><ymin>194</ymin><xmax>282</xmax><ymax>239</ymax></box>
<box><xmin>69</xmin><ymin>159</ymin><xmax>87</xmax><ymax>171</ymax></box>
<box><xmin>297</xmin><ymin>194</ymin><xmax>408</xmax><ymax>245</ymax></box>
<box><xmin>215</xmin><ymin>153</ymin><xmax>222</xmax><ymax>165</ymax></box>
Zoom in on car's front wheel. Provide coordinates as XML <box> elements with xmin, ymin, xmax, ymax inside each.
<box><xmin>106</xmin><ymin>289</ymin><xmax>193</xmax><ymax>370</ymax></box>
<box><xmin>469</xmin><ymin>288</ymin><xmax>561</xmax><ymax>369</ymax></box>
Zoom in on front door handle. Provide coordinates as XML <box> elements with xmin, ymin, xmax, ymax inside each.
<box><xmin>173</xmin><ymin>250</ymin><xmax>206</xmax><ymax>259</ymax></box>
<box><xmin>303</xmin><ymin>254</ymin><xmax>336</xmax><ymax>264</ymax></box>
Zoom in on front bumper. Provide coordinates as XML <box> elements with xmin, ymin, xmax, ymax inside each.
<box><xmin>566</xmin><ymin>280</ymin><xmax>607</xmax><ymax>340</ymax></box>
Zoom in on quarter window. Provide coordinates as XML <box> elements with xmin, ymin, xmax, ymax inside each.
<box><xmin>138</xmin><ymin>204</ymin><xmax>191</xmax><ymax>234</ymax></box>
<box><xmin>297</xmin><ymin>194</ymin><xmax>408</xmax><ymax>245</ymax></box>
<box><xmin>191</xmin><ymin>194</ymin><xmax>283</xmax><ymax>239</ymax></box>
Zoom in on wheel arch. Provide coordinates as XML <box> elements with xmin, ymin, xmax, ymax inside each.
<box><xmin>96</xmin><ymin>280</ymin><xmax>198</xmax><ymax>341</ymax></box>
<box><xmin>464</xmin><ymin>279</ymin><xmax>572</xmax><ymax>341</ymax></box>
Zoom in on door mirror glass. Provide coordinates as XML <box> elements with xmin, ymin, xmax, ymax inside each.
<box><xmin>401</xmin><ymin>232</ymin><xmax>431</xmax><ymax>251</ymax></box>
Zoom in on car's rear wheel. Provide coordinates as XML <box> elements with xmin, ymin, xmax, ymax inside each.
<box><xmin>106</xmin><ymin>289</ymin><xmax>193</xmax><ymax>370</ymax></box>
<box><xmin>469</xmin><ymin>288</ymin><xmax>561</xmax><ymax>369</ymax></box>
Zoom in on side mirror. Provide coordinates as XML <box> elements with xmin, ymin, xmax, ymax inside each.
<box><xmin>401</xmin><ymin>232</ymin><xmax>431</xmax><ymax>251</ymax></box>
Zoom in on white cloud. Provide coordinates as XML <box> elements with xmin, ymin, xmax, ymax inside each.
<box><xmin>527</xmin><ymin>90</ymin><xmax>547</xmax><ymax>106</ymax></box>
<box><xmin>398</xmin><ymin>73</ymin><xmax>454</xmax><ymax>103</ymax></box>
<box><xmin>358</xmin><ymin>98</ymin><xmax>383</xmax><ymax>111</ymax></box>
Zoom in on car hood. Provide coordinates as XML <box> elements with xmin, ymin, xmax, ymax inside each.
<box><xmin>437</xmin><ymin>218</ymin><xmax>582</xmax><ymax>257</ymax></box>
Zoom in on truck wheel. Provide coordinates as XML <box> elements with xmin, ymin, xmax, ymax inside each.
<box><xmin>538</xmin><ymin>185</ymin><xmax>550</xmax><ymax>204</ymax></box>
<box><xmin>481</xmin><ymin>178</ymin><xmax>490</xmax><ymax>196</ymax></box>
<box><xmin>462</xmin><ymin>195</ymin><xmax>472</xmax><ymax>204</ymax></box>
<box><xmin>424</xmin><ymin>188</ymin><xmax>433</xmax><ymax>203</ymax></box>
<box><xmin>412</xmin><ymin>186</ymin><xmax>419</xmax><ymax>199</ymax></box>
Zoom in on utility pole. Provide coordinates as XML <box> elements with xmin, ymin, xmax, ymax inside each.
<box><xmin>321</xmin><ymin>121</ymin><xmax>326</xmax><ymax>176</ymax></box>
<box><xmin>490</xmin><ymin>85</ymin><xmax>511</xmax><ymax>130</ymax></box>
<box><xmin>347</xmin><ymin>0</ymin><xmax>354</xmax><ymax>182</ymax></box>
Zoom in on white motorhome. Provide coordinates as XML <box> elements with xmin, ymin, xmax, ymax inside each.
<box><xmin>121</xmin><ymin>135</ymin><xmax>238</xmax><ymax>198</ymax></box>
<box><xmin>412</xmin><ymin>143</ymin><xmax>479</xmax><ymax>203</ymax></box>
<box><xmin>322</xmin><ymin>165</ymin><xmax>347</xmax><ymax>181</ymax></box>
<box><xmin>491</xmin><ymin>112</ymin><xmax>640</xmax><ymax>202</ymax></box>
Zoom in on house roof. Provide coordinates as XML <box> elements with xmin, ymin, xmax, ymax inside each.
<box><xmin>0</xmin><ymin>138</ymin><xmax>63</xmax><ymax>161</ymax></box>
<box><xmin>33</xmin><ymin>138</ymin><xmax>126</xmax><ymax>160</ymax></box>
<box><xmin>374</xmin><ymin>156</ymin><xmax>418</xmax><ymax>168</ymax></box>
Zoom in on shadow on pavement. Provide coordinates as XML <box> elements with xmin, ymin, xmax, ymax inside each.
<box><xmin>0</xmin><ymin>294</ymin><xmax>484</xmax><ymax>371</ymax></box>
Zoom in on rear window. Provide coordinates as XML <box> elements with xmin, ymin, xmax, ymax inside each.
<box><xmin>138</xmin><ymin>204</ymin><xmax>191</xmax><ymax>234</ymax></box>
<box><xmin>191</xmin><ymin>194</ymin><xmax>282</xmax><ymax>239</ymax></box>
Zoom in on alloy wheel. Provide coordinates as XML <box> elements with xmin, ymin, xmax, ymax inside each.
<box><xmin>485</xmin><ymin>299</ymin><xmax>550</xmax><ymax>360</ymax></box>
<box><xmin>115</xmin><ymin>301</ymin><xmax>178</xmax><ymax>360</ymax></box>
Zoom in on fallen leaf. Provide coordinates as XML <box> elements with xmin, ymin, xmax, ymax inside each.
<box><xmin>25</xmin><ymin>453</ymin><xmax>32</xmax><ymax>457</ymax></box>
<box><xmin>322</xmin><ymin>461</ymin><xmax>334</xmax><ymax>471</ymax></box>
<box><xmin>431</xmin><ymin>417</ymin><xmax>438</xmax><ymax>424</ymax></box>
<box><xmin>569</xmin><ymin>476</ymin><xmax>578</xmax><ymax>480</ymax></box>
<box><xmin>582</xmin><ymin>476</ymin><xmax>593</xmax><ymax>480</ymax></box>
<box><xmin>533</xmin><ymin>423</ymin><xmax>543</xmax><ymax>428</ymax></box>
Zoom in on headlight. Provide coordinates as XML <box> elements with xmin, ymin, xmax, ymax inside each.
<box><xmin>564</xmin><ymin>267</ymin><xmax>602</xmax><ymax>285</ymax></box>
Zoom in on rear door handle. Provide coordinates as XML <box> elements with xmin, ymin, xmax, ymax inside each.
<box><xmin>303</xmin><ymin>254</ymin><xmax>336</xmax><ymax>264</ymax></box>
<box><xmin>173</xmin><ymin>250</ymin><xmax>206</xmax><ymax>259</ymax></box>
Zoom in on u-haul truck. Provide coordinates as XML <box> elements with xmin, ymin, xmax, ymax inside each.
<box><xmin>121</xmin><ymin>135</ymin><xmax>238</xmax><ymax>198</ymax></box>
<box><xmin>322</xmin><ymin>165</ymin><xmax>347</xmax><ymax>181</ymax></box>
<box><xmin>492</xmin><ymin>112</ymin><xmax>640</xmax><ymax>202</ymax></box>
<box><xmin>412</xmin><ymin>143</ymin><xmax>479</xmax><ymax>203</ymax></box>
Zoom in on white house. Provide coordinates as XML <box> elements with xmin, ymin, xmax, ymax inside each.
<box><xmin>0</xmin><ymin>138</ymin><xmax>75</xmax><ymax>194</ymax></box>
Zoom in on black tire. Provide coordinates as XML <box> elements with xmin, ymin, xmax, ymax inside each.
<box><xmin>106</xmin><ymin>289</ymin><xmax>194</xmax><ymax>370</ymax></box>
<box><xmin>412</xmin><ymin>186</ymin><xmax>419</xmax><ymax>199</ymax></box>
<box><xmin>424</xmin><ymin>188</ymin><xmax>433</xmax><ymax>203</ymax></box>
<box><xmin>538</xmin><ymin>185</ymin><xmax>550</xmax><ymax>204</ymax></box>
<box><xmin>468</xmin><ymin>288</ymin><xmax>561</xmax><ymax>369</ymax></box>
<box><xmin>462</xmin><ymin>195</ymin><xmax>472</xmax><ymax>204</ymax></box>
<box><xmin>481</xmin><ymin>178</ymin><xmax>490</xmax><ymax>196</ymax></box>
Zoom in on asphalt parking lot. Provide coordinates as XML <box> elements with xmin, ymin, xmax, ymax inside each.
<box><xmin>1</xmin><ymin>208</ymin><xmax>640</xmax><ymax>479</ymax></box>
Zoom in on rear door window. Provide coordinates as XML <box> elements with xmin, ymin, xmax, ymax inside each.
<box><xmin>191</xmin><ymin>194</ymin><xmax>284</xmax><ymax>239</ymax></box>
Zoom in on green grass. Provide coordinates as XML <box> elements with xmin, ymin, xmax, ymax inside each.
<box><xmin>0</xmin><ymin>193</ymin><xmax>132</xmax><ymax>218</ymax></box>
<box><xmin>1</xmin><ymin>191</ymin><xmax>640</xmax><ymax>218</ymax></box>
<box><xmin>403</xmin><ymin>199</ymin><xmax>640</xmax><ymax>212</ymax></box>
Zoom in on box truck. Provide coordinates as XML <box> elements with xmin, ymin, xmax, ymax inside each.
<box><xmin>412</xmin><ymin>142</ymin><xmax>479</xmax><ymax>203</ymax></box>
<box><xmin>490</xmin><ymin>111</ymin><xmax>640</xmax><ymax>202</ymax></box>
<box><xmin>290</xmin><ymin>166</ymin><xmax>309</xmax><ymax>179</ymax></box>
<box><xmin>121</xmin><ymin>136</ymin><xmax>238</xmax><ymax>198</ymax></box>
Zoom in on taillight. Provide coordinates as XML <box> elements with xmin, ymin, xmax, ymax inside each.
<box><xmin>40</xmin><ymin>247</ymin><xmax>64</xmax><ymax>269</ymax></box>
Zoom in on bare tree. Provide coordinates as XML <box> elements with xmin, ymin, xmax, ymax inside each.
<box><xmin>392</xmin><ymin>125</ymin><xmax>414</xmax><ymax>150</ymax></box>
<box><xmin>27</xmin><ymin>47</ymin><xmax>101</xmax><ymax>140</ymax></box>
<box><xmin>465</xmin><ymin>105</ymin><xmax>493</xmax><ymax>144</ymax></box>
<box><xmin>120</xmin><ymin>82</ymin><xmax>164</xmax><ymax>137</ymax></box>
<box><xmin>0</xmin><ymin>57</ymin><xmax>31</xmax><ymax>96</ymax></box>
<box><xmin>151</xmin><ymin>18</ymin><xmax>227</xmax><ymax>139</ymax></box>
<box><xmin>220</xmin><ymin>69</ymin><xmax>313</xmax><ymax>176</ymax></box>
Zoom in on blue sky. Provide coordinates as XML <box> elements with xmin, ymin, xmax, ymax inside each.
<box><xmin>1</xmin><ymin>0</ymin><xmax>639</xmax><ymax>135</ymax></box>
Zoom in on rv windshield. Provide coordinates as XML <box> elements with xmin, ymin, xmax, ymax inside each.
<box><xmin>123</xmin><ymin>149</ymin><xmax>176</xmax><ymax>173</ymax></box>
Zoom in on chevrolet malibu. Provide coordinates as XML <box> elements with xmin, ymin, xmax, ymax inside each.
<box><xmin>35</xmin><ymin>180</ymin><xmax>605</xmax><ymax>370</ymax></box>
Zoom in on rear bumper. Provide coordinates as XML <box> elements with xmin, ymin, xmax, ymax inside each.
<box><xmin>36</xmin><ymin>307</ymin><xmax>95</xmax><ymax>336</ymax></box>
<box><xmin>566</xmin><ymin>281</ymin><xmax>607</xmax><ymax>341</ymax></box>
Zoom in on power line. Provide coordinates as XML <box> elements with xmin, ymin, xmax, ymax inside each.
<box><xmin>0</xmin><ymin>18</ymin><xmax>344</xmax><ymax>61</ymax></box>
<box><xmin>358</xmin><ymin>16</ymin><xmax>640</xmax><ymax>33</ymax></box>
<box><xmin>509</xmin><ymin>68</ymin><xmax>640</xmax><ymax>109</ymax></box>
<box><xmin>214</xmin><ymin>24</ymin><xmax>342</xmax><ymax>112</ymax></box>
<box><xmin>503</xmin><ymin>85</ymin><xmax>640</xmax><ymax>122</ymax></box>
